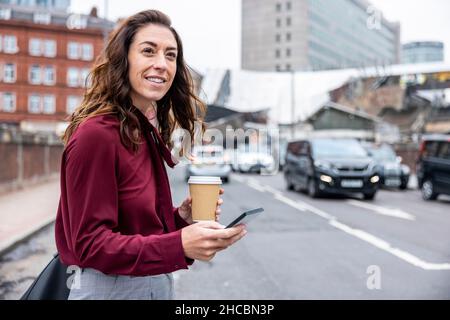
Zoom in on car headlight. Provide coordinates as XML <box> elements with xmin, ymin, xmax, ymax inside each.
<box><xmin>370</xmin><ymin>175</ymin><xmax>380</xmax><ymax>183</ymax></box>
<box><xmin>320</xmin><ymin>175</ymin><xmax>333</xmax><ymax>184</ymax></box>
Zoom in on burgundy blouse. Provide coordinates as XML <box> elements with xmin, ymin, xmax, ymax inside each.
<box><xmin>55</xmin><ymin>109</ymin><xmax>192</xmax><ymax>276</ymax></box>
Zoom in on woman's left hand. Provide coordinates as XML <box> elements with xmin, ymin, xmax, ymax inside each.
<box><xmin>178</xmin><ymin>188</ymin><xmax>224</xmax><ymax>224</ymax></box>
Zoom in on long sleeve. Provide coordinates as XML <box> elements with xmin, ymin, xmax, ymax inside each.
<box><xmin>172</xmin><ymin>207</ymin><xmax>195</xmax><ymax>266</ymax></box>
<box><xmin>62</xmin><ymin>123</ymin><xmax>189</xmax><ymax>276</ymax></box>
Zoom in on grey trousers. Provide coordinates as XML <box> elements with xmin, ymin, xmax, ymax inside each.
<box><xmin>68</xmin><ymin>268</ymin><xmax>174</xmax><ymax>300</ymax></box>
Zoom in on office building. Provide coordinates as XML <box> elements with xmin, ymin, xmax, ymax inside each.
<box><xmin>242</xmin><ymin>0</ymin><xmax>401</xmax><ymax>71</ymax></box>
<box><xmin>402</xmin><ymin>41</ymin><xmax>444</xmax><ymax>64</ymax></box>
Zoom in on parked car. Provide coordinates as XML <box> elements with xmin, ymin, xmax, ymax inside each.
<box><xmin>232</xmin><ymin>144</ymin><xmax>275</xmax><ymax>173</ymax></box>
<box><xmin>361</xmin><ymin>142</ymin><xmax>410</xmax><ymax>190</ymax></box>
<box><xmin>416</xmin><ymin>135</ymin><xmax>450</xmax><ymax>200</ymax></box>
<box><xmin>185</xmin><ymin>145</ymin><xmax>231</xmax><ymax>183</ymax></box>
<box><xmin>284</xmin><ymin>138</ymin><xmax>380</xmax><ymax>199</ymax></box>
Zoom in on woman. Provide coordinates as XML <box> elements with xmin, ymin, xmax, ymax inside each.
<box><xmin>55</xmin><ymin>9</ymin><xmax>246</xmax><ymax>300</ymax></box>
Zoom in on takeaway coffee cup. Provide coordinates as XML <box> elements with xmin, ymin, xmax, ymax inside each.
<box><xmin>188</xmin><ymin>176</ymin><xmax>222</xmax><ymax>221</ymax></box>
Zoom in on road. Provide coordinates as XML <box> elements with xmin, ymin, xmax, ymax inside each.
<box><xmin>1</xmin><ymin>164</ymin><xmax>449</xmax><ymax>299</ymax></box>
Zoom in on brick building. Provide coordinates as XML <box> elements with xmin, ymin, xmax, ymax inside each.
<box><xmin>0</xmin><ymin>4</ymin><xmax>114</xmax><ymax>133</ymax></box>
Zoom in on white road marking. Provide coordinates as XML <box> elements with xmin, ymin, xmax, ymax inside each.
<box><xmin>274</xmin><ymin>193</ymin><xmax>306</xmax><ymax>212</ymax></box>
<box><xmin>263</xmin><ymin>185</ymin><xmax>284</xmax><ymax>196</ymax></box>
<box><xmin>329</xmin><ymin>220</ymin><xmax>450</xmax><ymax>271</ymax></box>
<box><xmin>347</xmin><ymin>200</ymin><xmax>416</xmax><ymax>221</ymax></box>
<box><xmin>236</xmin><ymin>177</ymin><xmax>450</xmax><ymax>271</ymax></box>
<box><xmin>246</xmin><ymin>180</ymin><xmax>266</xmax><ymax>193</ymax></box>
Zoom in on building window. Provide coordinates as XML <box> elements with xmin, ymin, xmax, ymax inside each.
<box><xmin>43</xmin><ymin>95</ymin><xmax>55</xmax><ymax>114</ymax></box>
<box><xmin>275</xmin><ymin>34</ymin><xmax>281</xmax><ymax>43</ymax></box>
<box><xmin>286</xmin><ymin>64</ymin><xmax>291</xmax><ymax>71</ymax></box>
<box><xmin>0</xmin><ymin>8</ymin><xmax>12</xmax><ymax>20</ymax></box>
<box><xmin>276</xmin><ymin>3</ymin><xmax>281</xmax><ymax>12</ymax></box>
<box><xmin>33</xmin><ymin>12</ymin><xmax>51</xmax><ymax>24</ymax></box>
<box><xmin>275</xmin><ymin>49</ymin><xmax>280</xmax><ymax>58</ymax></box>
<box><xmin>44</xmin><ymin>40</ymin><xmax>56</xmax><ymax>57</ymax></box>
<box><xmin>67</xmin><ymin>67</ymin><xmax>79</xmax><ymax>87</ymax></box>
<box><xmin>67</xmin><ymin>42</ymin><xmax>80</xmax><ymax>59</ymax></box>
<box><xmin>276</xmin><ymin>18</ymin><xmax>281</xmax><ymax>28</ymax></box>
<box><xmin>286</xmin><ymin>32</ymin><xmax>291</xmax><ymax>42</ymax></box>
<box><xmin>28</xmin><ymin>94</ymin><xmax>41</xmax><ymax>113</ymax></box>
<box><xmin>66</xmin><ymin>95</ymin><xmax>81</xmax><ymax>114</ymax></box>
<box><xmin>275</xmin><ymin>65</ymin><xmax>281</xmax><ymax>72</ymax></box>
<box><xmin>29</xmin><ymin>65</ymin><xmax>42</xmax><ymax>84</ymax></box>
<box><xmin>29</xmin><ymin>38</ymin><xmax>42</xmax><ymax>56</ymax></box>
<box><xmin>1</xmin><ymin>92</ymin><xmax>16</xmax><ymax>112</ymax></box>
<box><xmin>286</xmin><ymin>1</ymin><xmax>292</xmax><ymax>10</ymax></box>
<box><xmin>286</xmin><ymin>48</ymin><xmax>291</xmax><ymax>57</ymax></box>
<box><xmin>4</xmin><ymin>63</ymin><xmax>16</xmax><ymax>83</ymax></box>
<box><xmin>286</xmin><ymin>17</ymin><xmax>291</xmax><ymax>26</ymax></box>
<box><xmin>36</xmin><ymin>0</ymin><xmax>50</xmax><ymax>7</ymax></box>
<box><xmin>3</xmin><ymin>35</ymin><xmax>18</xmax><ymax>54</ymax></box>
<box><xmin>43</xmin><ymin>66</ymin><xmax>55</xmax><ymax>85</ymax></box>
<box><xmin>81</xmin><ymin>43</ymin><xmax>93</xmax><ymax>61</ymax></box>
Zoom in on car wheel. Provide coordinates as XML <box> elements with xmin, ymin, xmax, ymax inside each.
<box><xmin>363</xmin><ymin>192</ymin><xmax>376</xmax><ymax>200</ymax></box>
<box><xmin>223</xmin><ymin>177</ymin><xmax>229</xmax><ymax>183</ymax></box>
<box><xmin>308</xmin><ymin>178</ymin><xmax>320</xmax><ymax>198</ymax></box>
<box><xmin>422</xmin><ymin>179</ymin><xmax>438</xmax><ymax>200</ymax></box>
<box><xmin>399</xmin><ymin>183</ymin><xmax>407</xmax><ymax>190</ymax></box>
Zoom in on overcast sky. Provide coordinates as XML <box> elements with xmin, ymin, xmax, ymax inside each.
<box><xmin>70</xmin><ymin>0</ymin><xmax>450</xmax><ymax>70</ymax></box>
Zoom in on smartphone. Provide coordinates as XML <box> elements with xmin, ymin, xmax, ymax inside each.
<box><xmin>226</xmin><ymin>207</ymin><xmax>264</xmax><ymax>228</ymax></box>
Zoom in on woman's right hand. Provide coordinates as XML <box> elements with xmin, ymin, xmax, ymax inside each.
<box><xmin>181</xmin><ymin>221</ymin><xmax>247</xmax><ymax>261</ymax></box>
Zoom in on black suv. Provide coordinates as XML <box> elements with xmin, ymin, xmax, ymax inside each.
<box><xmin>416</xmin><ymin>135</ymin><xmax>450</xmax><ymax>200</ymax></box>
<box><xmin>284</xmin><ymin>138</ymin><xmax>380</xmax><ymax>200</ymax></box>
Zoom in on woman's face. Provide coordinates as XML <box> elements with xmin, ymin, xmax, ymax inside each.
<box><xmin>128</xmin><ymin>23</ymin><xmax>178</xmax><ymax>109</ymax></box>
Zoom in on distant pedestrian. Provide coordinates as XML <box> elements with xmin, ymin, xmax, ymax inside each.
<box><xmin>55</xmin><ymin>9</ymin><xmax>246</xmax><ymax>300</ymax></box>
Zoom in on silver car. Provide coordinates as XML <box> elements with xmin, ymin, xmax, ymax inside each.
<box><xmin>185</xmin><ymin>145</ymin><xmax>231</xmax><ymax>183</ymax></box>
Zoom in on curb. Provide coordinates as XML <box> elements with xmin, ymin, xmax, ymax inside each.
<box><xmin>0</xmin><ymin>216</ymin><xmax>56</xmax><ymax>257</ymax></box>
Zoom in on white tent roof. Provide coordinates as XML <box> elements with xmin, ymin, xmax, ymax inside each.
<box><xmin>200</xmin><ymin>62</ymin><xmax>450</xmax><ymax>125</ymax></box>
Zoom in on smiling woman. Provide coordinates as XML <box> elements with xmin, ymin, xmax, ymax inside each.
<box><xmin>54</xmin><ymin>10</ymin><xmax>247</xmax><ymax>300</ymax></box>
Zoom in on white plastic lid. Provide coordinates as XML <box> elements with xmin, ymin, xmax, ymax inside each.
<box><xmin>188</xmin><ymin>176</ymin><xmax>222</xmax><ymax>184</ymax></box>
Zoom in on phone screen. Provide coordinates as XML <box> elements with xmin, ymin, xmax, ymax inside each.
<box><xmin>226</xmin><ymin>208</ymin><xmax>264</xmax><ymax>228</ymax></box>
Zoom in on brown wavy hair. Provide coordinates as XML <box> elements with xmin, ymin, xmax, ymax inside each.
<box><xmin>62</xmin><ymin>10</ymin><xmax>206</xmax><ymax>153</ymax></box>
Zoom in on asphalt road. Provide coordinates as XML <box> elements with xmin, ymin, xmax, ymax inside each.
<box><xmin>1</xmin><ymin>164</ymin><xmax>449</xmax><ymax>299</ymax></box>
<box><xmin>170</xmin><ymin>165</ymin><xmax>450</xmax><ymax>299</ymax></box>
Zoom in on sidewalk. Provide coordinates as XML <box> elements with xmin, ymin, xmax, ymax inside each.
<box><xmin>0</xmin><ymin>178</ymin><xmax>60</xmax><ymax>256</ymax></box>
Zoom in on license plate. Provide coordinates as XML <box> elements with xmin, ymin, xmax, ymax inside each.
<box><xmin>385</xmin><ymin>178</ymin><xmax>401</xmax><ymax>186</ymax></box>
<box><xmin>341</xmin><ymin>179</ymin><xmax>363</xmax><ymax>188</ymax></box>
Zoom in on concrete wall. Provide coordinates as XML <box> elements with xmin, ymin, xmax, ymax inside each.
<box><xmin>0</xmin><ymin>128</ymin><xmax>63</xmax><ymax>194</ymax></box>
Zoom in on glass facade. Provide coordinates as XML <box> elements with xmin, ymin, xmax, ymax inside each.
<box><xmin>241</xmin><ymin>0</ymin><xmax>400</xmax><ymax>72</ymax></box>
<box><xmin>307</xmin><ymin>0</ymin><xmax>399</xmax><ymax>70</ymax></box>
<box><xmin>0</xmin><ymin>0</ymin><xmax>69</xmax><ymax>11</ymax></box>
<box><xmin>402</xmin><ymin>42</ymin><xmax>444</xmax><ymax>64</ymax></box>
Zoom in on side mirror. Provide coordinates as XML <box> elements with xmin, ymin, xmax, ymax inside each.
<box><xmin>396</xmin><ymin>156</ymin><xmax>402</xmax><ymax>163</ymax></box>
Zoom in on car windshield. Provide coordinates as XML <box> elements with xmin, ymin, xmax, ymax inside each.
<box><xmin>311</xmin><ymin>139</ymin><xmax>368</xmax><ymax>158</ymax></box>
<box><xmin>367</xmin><ymin>145</ymin><xmax>397</xmax><ymax>162</ymax></box>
